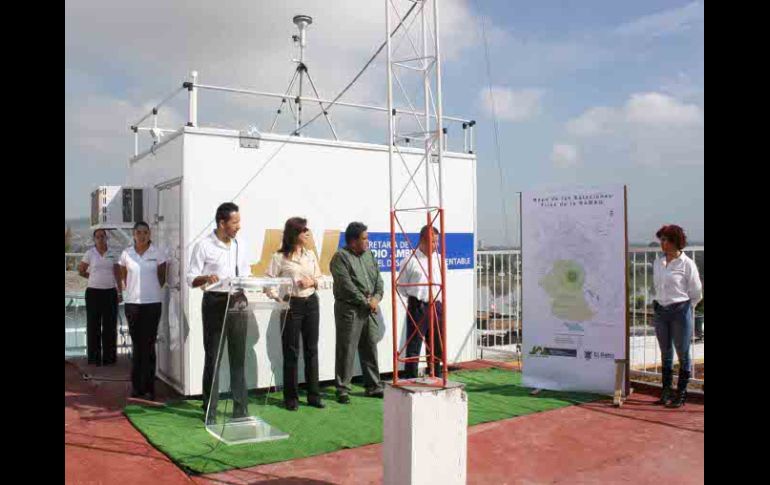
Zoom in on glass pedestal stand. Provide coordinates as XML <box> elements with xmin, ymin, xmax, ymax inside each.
<box><xmin>204</xmin><ymin>276</ymin><xmax>293</xmax><ymax>445</ymax></box>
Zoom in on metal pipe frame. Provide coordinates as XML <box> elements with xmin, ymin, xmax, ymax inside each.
<box><xmin>191</xmin><ymin>82</ymin><xmax>470</xmax><ymax>123</ymax></box>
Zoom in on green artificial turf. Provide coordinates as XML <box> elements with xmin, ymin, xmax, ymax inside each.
<box><xmin>124</xmin><ymin>368</ymin><xmax>601</xmax><ymax>474</ymax></box>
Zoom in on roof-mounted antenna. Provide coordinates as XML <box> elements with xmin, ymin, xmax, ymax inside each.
<box><xmin>292</xmin><ymin>15</ymin><xmax>313</xmax><ymax>135</ymax></box>
<box><xmin>292</xmin><ymin>15</ymin><xmax>313</xmax><ymax>64</ymax></box>
<box><xmin>269</xmin><ymin>15</ymin><xmax>337</xmax><ymax>140</ymax></box>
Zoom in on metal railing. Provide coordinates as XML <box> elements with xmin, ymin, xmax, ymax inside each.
<box><xmin>65</xmin><ymin>293</ymin><xmax>132</xmax><ymax>359</ymax></box>
<box><xmin>65</xmin><ymin>252</ymin><xmax>85</xmax><ymax>271</ymax></box>
<box><xmin>629</xmin><ymin>247</ymin><xmax>704</xmax><ymax>386</ymax></box>
<box><xmin>476</xmin><ymin>250</ymin><xmax>522</xmax><ymax>360</ymax></box>
<box><xmin>475</xmin><ymin>247</ymin><xmax>705</xmax><ymax>386</ymax></box>
<box><xmin>128</xmin><ymin>71</ymin><xmax>476</xmax><ymax>158</ymax></box>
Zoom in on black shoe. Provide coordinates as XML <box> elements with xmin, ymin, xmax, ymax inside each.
<box><xmin>146</xmin><ymin>392</ymin><xmax>156</xmax><ymax>401</ymax></box>
<box><xmin>285</xmin><ymin>400</ymin><xmax>299</xmax><ymax>411</ymax></box>
<box><xmin>666</xmin><ymin>390</ymin><xmax>687</xmax><ymax>408</ymax></box>
<box><xmin>337</xmin><ymin>394</ymin><xmax>351</xmax><ymax>404</ymax></box>
<box><xmin>308</xmin><ymin>399</ymin><xmax>326</xmax><ymax>409</ymax></box>
<box><xmin>654</xmin><ymin>387</ymin><xmax>673</xmax><ymax>405</ymax></box>
<box><xmin>365</xmin><ymin>390</ymin><xmax>384</xmax><ymax>398</ymax></box>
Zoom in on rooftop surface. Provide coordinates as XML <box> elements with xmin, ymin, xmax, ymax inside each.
<box><xmin>65</xmin><ymin>357</ymin><xmax>703</xmax><ymax>484</ymax></box>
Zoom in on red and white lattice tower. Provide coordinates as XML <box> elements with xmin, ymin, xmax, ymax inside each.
<box><xmin>386</xmin><ymin>0</ymin><xmax>448</xmax><ymax>388</ymax></box>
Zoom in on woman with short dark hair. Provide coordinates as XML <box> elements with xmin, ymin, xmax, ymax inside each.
<box><xmin>78</xmin><ymin>229</ymin><xmax>119</xmax><ymax>366</ymax></box>
<box><xmin>266</xmin><ymin>217</ymin><xmax>324</xmax><ymax>410</ymax></box>
<box><xmin>117</xmin><ymin>222</ymin><xmax>167</xmax><ymax>400</ymax></box>
<box><xmin>652</xmin><ymin>224</ymin><xmax>702</xmax><ymax>408</ymax></box>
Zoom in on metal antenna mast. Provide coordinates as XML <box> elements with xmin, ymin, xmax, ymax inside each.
<box><xmin>387</xmin><ymin>0</ymin><xmax>448</xmax><ymax>388</ymax></box>
<box><xmin>268</xmin><ymin>15</ymin><xmax>338</xmax><ymax>139</ymax></box>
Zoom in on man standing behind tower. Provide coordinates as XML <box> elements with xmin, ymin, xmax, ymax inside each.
<box><xmin>398</xmin><ymin>225</ymin><xmax>444</xmax><ymax>379</ymax></box>
<box><xmin>330</xmin><ymin>222</ymin><xmax>385</xmax><ymax>404</ymax></box>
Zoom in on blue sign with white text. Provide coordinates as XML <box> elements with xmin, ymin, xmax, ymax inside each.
<box><xmin>336</xmin><ymin>232</ymin><xmax>474</xmax><ymax>272</ymax></box>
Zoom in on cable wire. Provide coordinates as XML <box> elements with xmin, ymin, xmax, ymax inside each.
<box><xmin>473</xmin><ymin>1</ymin><xmax>511</xmax><ymax>247</ymax></box>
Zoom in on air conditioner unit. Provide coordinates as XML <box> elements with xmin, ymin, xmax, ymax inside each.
<box><xmin>90</xmin><ymin>185</ymin><xmax>145</xmax><ymax>229</ymax></box>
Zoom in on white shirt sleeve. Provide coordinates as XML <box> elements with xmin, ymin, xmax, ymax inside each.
<box><xmin>187</xmin><ymin>242</ymin><xmax>205</xmax><ymax>288</ymax></box>
<box><xmin>81</xmin><ymin>249</ymin><xmax>91</xmax><ymax>265</ymax></box>
<box><xmin>118</xmin><ymin>249</ymin><xmax>128</xmax><ymax>267</ymax></box>
<box><xmin>687</xmin><ymin>259</ymin><xmax>703</xmax><ymax>307</ymax></box>
<box><xmin>396</xmin><ymin>256</ymin><xmax>415</xmax><ymax>298</ymax></box>
<box><xmin>266</xmin><ymin>253</ymin><xmax>281</xmax><ymax>278</ymax></box>
<box><xmin>312</xmin><ymin>252</ymin><xmax>322</xmax><ymax>280</ymax></box>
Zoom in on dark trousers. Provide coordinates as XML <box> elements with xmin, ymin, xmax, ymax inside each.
<box><xmin>124</xmin><ymin>302</ymin><xmax>162</xmax><ymax>395</ymax></box>
<box><xmin>653</xmin><ymin>300</ymin><xmax>693</xmax><ymax>390</ymax></box>
<box><xmin>85</xmin><ymin>287</ymin><xmax>118</xmax><ymax>365</ymax></box>
<box><xmin>334</xmin><ymin>301</ymin><xmax>382</xmax><ymax>396</ymax></box>
<box><xmin>202</xmin><ymin>292</ymin><xmax>249</xmax><ymax>418</ymax></box>
<box><xmin>404</xmin><ymin>297</ymin><xmax>444</xmax><ymax>379</ymax></box>
<box><xmin>281</xmin><ymin>293</ymin><xmax>320</xmax><ymax>403</ymax></box>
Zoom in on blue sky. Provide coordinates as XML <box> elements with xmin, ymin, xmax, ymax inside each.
<box><xmin>65</xmin><ymin>0</ymin><xmax>704</xmax><ymax>245</ymax></box>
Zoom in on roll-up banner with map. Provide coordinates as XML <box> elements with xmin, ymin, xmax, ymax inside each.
<box><xmin>521</xmin><ymin>185</ymin><xmax>628</xmax><ymax>395</ymax></box>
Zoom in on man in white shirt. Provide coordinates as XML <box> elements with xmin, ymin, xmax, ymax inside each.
<box><xmin>187</xmin><ymin>202</ymin><xmax>251</xmax><ymax>421</ymax></box>
<box><xmin>397</xmin><ymin>225</ymin><xmax>444</xmax><ymax>379</ymax></box>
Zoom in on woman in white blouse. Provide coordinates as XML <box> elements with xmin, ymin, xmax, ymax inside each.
<box><xmin>78</xmin><ymin>229</ymin><xmax>119</xmax><ymax>366</ymax></box>
<box><xmin>266</xmin><ymin>217</ymin><xmax>324</xmax><ymax>411</ymax></box>
<box><xmin>652</xmin><ymin>224</ymin><xmax>702</xmax><ymax>408</ymax></box>
<box><xmin>117</xmin><ymin>222</ymin><xmax>167</xmax><ymax>400</ymax></box>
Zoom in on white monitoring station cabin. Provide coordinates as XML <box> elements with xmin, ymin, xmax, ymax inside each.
<box><xmin>90</xmin><ymin>12</ymin><xmax>479</xmax><ymax>397</ymax></box>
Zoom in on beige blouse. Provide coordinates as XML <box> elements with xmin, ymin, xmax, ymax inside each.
<box><xmin>266</xmin><ymin>248</ymin><xmax>322</xmax><ymax>298</ymax></box>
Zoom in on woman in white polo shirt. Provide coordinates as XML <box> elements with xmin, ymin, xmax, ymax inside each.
<box><xmin>77</xmin><ymin>228</ymin><xmax>119</xmax><ymax>366</ymax></box>
<box><xmin>117</xmin><ymin>221</ymin><xmax>167</xmax><ymax>400</ymax></box>
<box><xmin>652</xmin><ymin>224</ymin><xmax>702</xmax><ymax>409</ymax></box>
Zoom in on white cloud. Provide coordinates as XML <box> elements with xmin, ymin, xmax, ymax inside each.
<box><xmin>659</xmin><ymin>71</ymin><xmax>704</xmax><ymax>101</ymax></box>
<box><xmin>614</xmin><ymin>1</ymin><xmax>704</xmax><ymax>38</ymax></box>
<box><xmin>65</xmin><ymin>0</ymin><xmax>480</xmax><ymax>102</ymax></box>
<box><xmin>624</xmin><ymin>92</ymin><xmax>702</xmax><ymax>126</ymax></box>
<box><xmin>558</xmin><ymin>91</ymin><xmax>703</xmax><ymax>166</ymax></box>
<box><xmin>551</xmin><ymin>143</ymin><xmax>579</xmax><ymax>168</ymax></box>
<box><xmin>567</xmin><ymin>92</ymin><xmax>703</xmax><ymax>135</ymax></box>
<box><xmin>566</xmin><ymin>106</ymin><xmax>617</xmax><ymax>137</ymax></box>
<box><xmin>479</xmin><ymin>87</ymin><xmax>544</xmax><ymax>122</ymax></box>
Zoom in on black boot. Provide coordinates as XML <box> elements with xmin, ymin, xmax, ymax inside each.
<box><xmin>654</xmin><ymin>367</ymin><xmax>674</xmax><ymax>405</ymax></box>
<box><xmin>654</xmin><ymin>387</ymin><xmax>673</xmax><ymax>405</ymax></box>
<box><xmin>666</xmin><ymin>369</ymin><xmax>690</xmax><ymax>408</ymax></box>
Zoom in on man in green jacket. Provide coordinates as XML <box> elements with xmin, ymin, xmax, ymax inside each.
<box><xmin>330</xmin><ymin>222</ymin><xmax>385</xmax><ymax>404</ymax></box>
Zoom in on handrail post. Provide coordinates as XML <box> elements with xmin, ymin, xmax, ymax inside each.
<box><xmin>187</xmin><ymin>70</ymin><xmax>198</xmax><ymax>127</ymax></box>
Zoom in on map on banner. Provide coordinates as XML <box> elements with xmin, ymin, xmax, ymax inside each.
<box><xmin>531</xmin><ymin>209</ymin><xmax>625</xmax><ymax>331</ymax></box>
<box><xmin>522</xmin><ymin>185</ymin><xmax>627</xmax><ymax>394</ymax></box>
